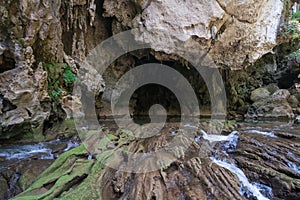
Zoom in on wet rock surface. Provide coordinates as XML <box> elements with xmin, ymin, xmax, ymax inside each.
<box><xmin>0</xmin><ymin>1</ymin><xmax>300</xmax><ymax>200</ymax></box>
<box><xmin>11</xmin><ymin>121</ymin><xmax>300</xmax><ymax>200</ymax></box>
<box><xmin>0</xmin><ymin>137</ymin><xmax>79</xmax><ymax>200</ymax></box>
<box><xmin>236</xmin><ymin>122</ymin><xmax>300</xmax><ymax>199</ymax></box>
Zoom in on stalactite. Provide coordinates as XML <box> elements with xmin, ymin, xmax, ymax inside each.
<box><xmin>88</xmin><ymin>0</ymin><xmax>96</xmax><ymax>27</ymax></box>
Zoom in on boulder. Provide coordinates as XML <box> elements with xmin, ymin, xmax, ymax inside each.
<box><xmin>250</xmin><ymin>87</ymin><xmax>270</xmax><ymax>102</ymax></box>
<box><xmin>246</xmin><ymin>98</ymin><xmax>294</xmax><ymax>120</ymax></box>
<box><xmin>246</xmin><ymin>87</ymin><xmax>295</xmax><ymax>120</ymax></box>
<box><xmin>288</xmin><ymin>95</ymin><xmax>299</xmax><ymax>108</ymax></box>
<box><xmin>272</xmin><ymin>89</ymin><xmax>291</xmax><ymax>100</ymax></box>
<box><xmin>265</xmin><ymin>84</ymin><xmax>279</xmax><ymax>95</ymax></box>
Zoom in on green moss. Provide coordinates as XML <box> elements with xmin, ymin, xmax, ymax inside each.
<box><xmin>106</xmin><ymin>134</ymin><xmax>118</xmax><ymax>141</ymax></box>
<box><xmin>118</xmin><ymin>129</ymin><xmax>135</xmax><ymax>144</ymax></box>
<box><xmin>13</xmin><ymin>145</ymin><xmax>92</xmax><ymax>200</ymax></box>
<box><xmin>98</xmin><ymin>134</ymin><xmax>118</xmax><ymax>150</ymax></box>
<box><xmin>18</xmin><ymin>174</ymin><xmax>31</xmax><ymax>191</ymax></box>
<box><xmin>19</xmin><ymin>131</ymin><xmax>44</xmax><ymax>141</ymax></box>
<box><xmin>58</xmin><ymin>159</ymin><xmax>106</xmax><ymax>200</ymax></box>
<box><xmin>15</xmin><ymin>159</ymin><xmax>93</xmax><ymax>200</ymax></box>
<box><xmin>48</xmin><ymin>149</ymin><xmax>115</xmax><ymax>200</ymax></box>
<box><xmin>57</xmin><ymin>119</ymin><xmax>77</xmax><ymax>138</ymax></box>
<box><xmin>39</xmin><ymin>144</ymin><xmax>87</xmax><ymax>177</ymax></box>
<box><xmin>14</xmin><ymin>141</ymin><xmax>124</xmax><ymax>200</ymax></box>
<box><xmin>14</xmin><ymin>126</ymin><xmax>145</xmax><ymax>199</ymax></box>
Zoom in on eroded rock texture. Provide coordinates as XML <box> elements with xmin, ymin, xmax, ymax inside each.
<box><xmin>0</xmin><ymin>0</ymin><xmax>109</xmax><ymax>139</ymax></box>
<box><xmin>13</xmin><ymin>122</ymin><xmax>300</xmax><ymax>200</ymax></box>
<box><xmin>0</xmin><ymin>0</ymin><xmax>294</xmax><ymax>136</ymax></box>
<box><xmin>103</xmin><ymin>0</ymin><xmax>285</xmax><ymax>69</ymax></box>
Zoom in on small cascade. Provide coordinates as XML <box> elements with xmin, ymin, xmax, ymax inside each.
<box><xmin>287</xmin><ymin>161</ymin><xmax>300</xmax><ymax>174</ymax></box>
<box><xmin>0</xmin><ymin>139</ymin><xmax>80</xmax><ymax>162</ymax></box>
<box><xmin>64</xmin><ymin>140</ymin><xmax>79</xmax><ymax>152</ymax></box>
<box><xmin>199</xmin><ymin>130</ymin><xmax>239</xmax><ymax>143</ymax></box>
<box><xmin>199</xmin><ymin>129</ymin><xmax>273</xmax><ymax>200</ymax></box>
<box><xmin>183</xmin><ymin>124</ymin><xmax>198</xmax><ymax>129</ymax></box>
<box><xmin>211</xmin><ymin>158</ymin><xmax>271</xmax><ymax>200</ymax></box>
<box><xmin>0</xmin><ymin>142</ymin><xmax>54</xmax><ymax>161</ymax></box>
<box><xmin>7</xmin><ymin>173</ymin><xmax>21</xmax><ymax>199</ymax></box>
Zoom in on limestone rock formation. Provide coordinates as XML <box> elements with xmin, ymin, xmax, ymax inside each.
<box><xmin>0</xmin><ymin>0</ymin><xmax>64</xmax><ymax>139</ymax></box>
<box><xmin>0</xmin><ymin>0</ymin><xmax>295</xmax><ymax>136</ymax></box>
<box><xmin>246</xmin><ymin>88</ymin><xmax>295</xmax><ymax>119</ymax></box>
<box><xmin>0</xmin><ymin>0</ymin><xmax>108</xmax><ymax>139</ymax></box>
<box><xmin>0</xmin><ymin>63</ymin><xmax>50</xmax><ymax>139</ymax></box>
<box><xmin>103</xmin><ymin>0</ymin><xmax>285</xmax><ymax>69</ymax></box>
<box><xmin>250</xmin><ymin>87</ymin><xmax>271</xmax><ymax>102</ymax></box>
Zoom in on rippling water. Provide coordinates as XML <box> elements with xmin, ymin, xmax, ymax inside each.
<box><xmin>206</xmin><ymin>129</ymin><xmax>271</xmax><ymax>200</ymax></box>
<box><xmin>0</xmin><ymin>139</ymin><xmax>79</xmax><ymax>169</ymax></box>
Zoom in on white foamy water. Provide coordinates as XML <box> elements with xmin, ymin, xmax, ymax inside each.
<box><xmin>211</xmin><ymin>158</ymin><xmax>271</xmax><ymax>200</ymax></box>
<box><xmin>199</xmin><ymin>130</ymin><xmax>239</xmax><ymax>143</ymax></box>
<box><xmin>287</xmin><ymin>161</ymin><xmax>300</xmax><ymax>174</ymax></box>
<box><xmin>245</xmin><ymin>130</ymin><xmax>277</xmax><ymax>138</ymax></box>
<box><xmin>0</xmin><ymin>142</ymin><xmax>54</xmax><ymax>160</ymax></box>
<box><xmin>64</xmin><ymin>141</ymin><xmax>79</xmax><ymax>151</ymax></box>
<box><xmin>0</xmin><ymin>139</ymin><xmax>79</xmax><ymax>161</ymax></box>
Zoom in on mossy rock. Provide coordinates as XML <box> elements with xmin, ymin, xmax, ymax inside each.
<box><xmin>13</xmin><ymin>140</ymin><xmax>121</xmax><ymax>200</ymax></box>
<box><xmin>13</xmin><ymin>145</ymin><xmax>93</xmax><ymax>200</ymax></box>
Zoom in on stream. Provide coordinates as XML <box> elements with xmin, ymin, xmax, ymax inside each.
<box><xmin>95</xmin><ymin>119</ymin><xmax>300</xmax><ymax>200</ymax></box>
<box><xmin>1</xmin><ymin>120</ymin><xmax>299</xmax><ymax>199</ymax></box>
<box><xmin>204</xmin><ymin>129</ymin><xmax>272</xmax><ymax>200</ymax></box>
<box><xmin>189</xmin><ymin>123</ymin><xmax>275</xmax><ymax>200</ymax></box>
<box><xmin>0</xmin><ymin>140</ymin><xmax>79</xmax><ymax>162</ymax></box>
<box><xmin>0</xmin><ymin>138</ymin><xmax>79</xmax><ymax>199</ymax></box>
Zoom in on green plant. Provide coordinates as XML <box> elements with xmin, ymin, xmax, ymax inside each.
<box><xmin>63</xmin><ymin>63</ymin><xmax>78</xmax><ymax>84</ymax></box>
<box><xmin>51</xmin><ymin>87</ymin><xmax>62</xmax><ymax>98</ymax></box>
<box><xmin>43</xmin><ymin>62</ymin><xmax>78</xmax><ymax>101</ymax></box>
<box><xmin>292</xmin><ymin>11</ymin><xmax>300</xmax><ymax>20</ymax></box>
<box><xmin>285</xmin><ymin>49</ymin><xmax>300</xmax><ymax>59</ymax></box>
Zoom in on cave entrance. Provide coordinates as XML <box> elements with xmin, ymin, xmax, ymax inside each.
<box><xmin>98</xmin><ymin>53</ymin><xmax>212</xmax><ymax>123</ymax></box>
<box><xmin>129</xmin><ymin>83</ymin><xmax>181</xmax><ymax>124</ymax></box>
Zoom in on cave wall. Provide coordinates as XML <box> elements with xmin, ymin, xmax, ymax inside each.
<box><xmin>0</xmin><ymin>0</ymin><xmax>109</xmax><ymax>139</ymax></box>
<box><xmin>103</xmin><ymin>0</ymin><xmax>285</xmax><ymax>69</ymax></box>
<box><xmin>0</xmin><ymin>0</ymin><xmax>294</xmax><ymax>139</ymax></box>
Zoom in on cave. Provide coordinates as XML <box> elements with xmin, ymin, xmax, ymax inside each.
<box><xmin>0</xmin><ymin>49</ymin><xmax>16</xmax><ymax>73</ymax></box>
<box><xmin>130</xmin><ymin>84</ymin><xmax>181</xmax><ymax>123</ymax></box>
<box><xmin>98</xmin><ymin>53</ymin><xmax>213</xmax><ymax>123</ymax></box>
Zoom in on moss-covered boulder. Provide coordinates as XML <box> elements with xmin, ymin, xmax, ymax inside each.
<box><xmin>13</xmin><ymin>145</ymin><xmax>94</xmax><ymax>200</ymax></box>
